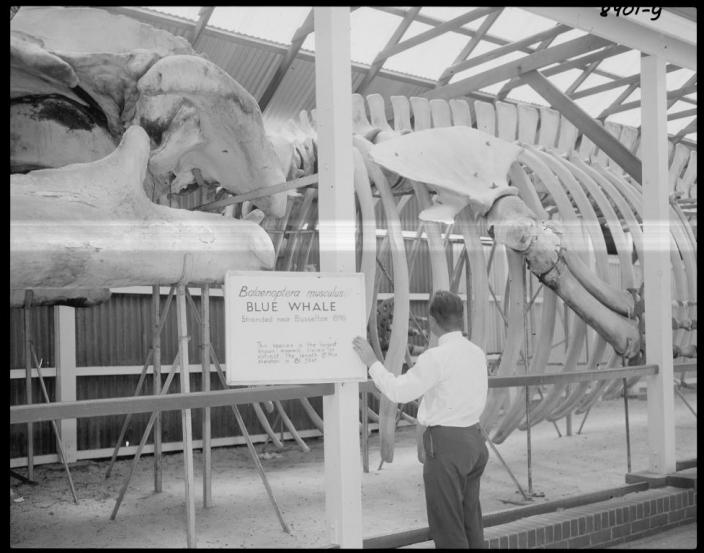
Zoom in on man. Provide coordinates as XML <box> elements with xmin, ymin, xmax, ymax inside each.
<box><xmin>352</xmin><ymin>290</ymin><xmax>489</xmax><ymax>549</ymax></box>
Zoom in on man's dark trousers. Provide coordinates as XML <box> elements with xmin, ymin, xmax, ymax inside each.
<box><xmin>423</xmin><ymin>424</ymin><xmax>489</xmax><ymax>548</ymax></box>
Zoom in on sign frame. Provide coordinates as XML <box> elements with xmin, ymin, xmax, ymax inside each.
<box><xmin>224</xmin><ymin>270</ymin><xmax>367</xmax><ymax>385</ymax></box>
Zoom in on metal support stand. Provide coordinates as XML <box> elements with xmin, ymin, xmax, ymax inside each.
<box><xmin>111</xmin><ymin>352</ymin><xmax>179</xmax><ymax>519</ymax></box>
<box><xmin>577</xmin><ymin>405</ymin><xmax>592</xmax><ymax>435</ymax></box>
<box><xmin>673</xmin><ymin>378</ymin><xmax>697</xmax><ymax>417</ymax></box>
<box><xmin>525</xmin><ymin>384</ymin><xmax>534</xmax><ymax>495</ymax></box>
<box><xmin>184</xmin><ymin>290</ymin><xmax>290</xmax><ymax>533</ymax></box>
<box><xmin>175</xmin><ymin>283</ymin><xmax>196</xmax><ymax>547</ymax></box>
<box><xmin>361</xmin><ymin>391</ymin><xmax>370</xmax><ymax>473</ymax></box>
<box><xmin>105</xmin><ymin>286</ymin><xmax>174</xmax><ymax>481</ymax></box>
<box><xmin>622</xmin><ymin>377</ymin><xmax>632</xmax><ymax>474</ymax></box>
<box><xmin>480</xmin><ymin>425</ymin><xmax>530</xmax><ymax>502</ymax></box>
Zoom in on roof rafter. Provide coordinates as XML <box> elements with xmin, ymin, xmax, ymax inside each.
<box><xmin>258</xmin><ymin>8</ymin><xmax>315</xmax><ymax>111</ymax></box>
<box><xmin>375</xmin><ymin>7</ymin><xmax>498</xmax><ymax>62</ymax></box>
<box><xmin>572</xmin><ymin>64</ymin><xmax>680</xmax><ymax>100</ymax></box>
<box><xmin>522</xmin><ymin>7</ymin><xmax>696</xmax><ymax>70</ymax></box>
<box><xmin>436</xmin><ymin>8</ymin><xmax>504</xmax><ymax>87</ymax></box>
<box><xmin>372</xmin><ymin>6</ymin><xmax>627</xmax><ymax>83</ymax></box>
<box><xmin>598</xmin><ymin>83</ymin><xmax>639</xmax><ymax>119</ymax></box>
<box><xmin>496</xmin><ymin>24</ymin><xmax>561</xmax><ymax>99</ymax></box>
<box><xmin>424</xmin><ymin>34</ymin><xmax>612</xmax><ymax>100</ymax></box>
<box><xmin>667</xmin><ymin>108</ymin><xmax>697</xmax><ymax>122</ymax></box>
<box><xmin>189</xmin><ymin>7</ymin><xmax>214</xmax><ymax>48</ymax></box>
<box><xmin>440</xmin><ymin>23</ymin><xmax>573</xmax><ymax>83</ymax></box>
<box><xmin>565</xmin><ymin>60</ymin><xmax>603</xmax><ymax>96</ymax></box>
<box><xmin>673</xmin><ymin>119</ymin><xmax>697</xmax><ymax>143</ymax></box>
<box><xmin>520</xmin><ymin>69</ymin><xmax>642</xmax><ymax>183</ymax></box>
<box><xmin>355</xmin><ymin>7</ymin><xmax>421</xmax><ymax>94</ymax></box>
<box><xmin>608</xmin><ymin>82</ymin><xmax>697</xmax><ymax>116</ymax></box>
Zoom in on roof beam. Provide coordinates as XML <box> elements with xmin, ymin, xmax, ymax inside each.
<box><xmin>440</xmin><ymin>24</ymin><xmax>572</xmax><ymax>82</ymax></box>
<box><xmin>375</xmin><ymin>7</ymin><xmax>498</xmax><ymax>62</ymax></box>
<box><xmin>607</xmin><ymin>82</ymin><xmax>697</xmax><ymax>116</ymax></box>
<box><xmin>672</xmin><ymin>119</ymin><xmax>697</xmax><ymax>143</ymax></box>
<box><xmin>543</xmin><ymin>44</ymin><xmax>629</xmax><ymax>78</ymax></box>
<box><xmin>437</xmin><ymin>8</ymin><xmax>504</xmax><ymax>87</ymax></box>
<box><xmin>565</xmin><ymin>60</ymin><xmax>603</xmax><ymax>96</ymax></box>
<box><xmin>522</xmin><ymin>7</ymin><xmax>696</xmax><ymax>70</ymax></box>
<box><xmin>520</xmin><ymin>69</ymin><xmax>642</xmax><ymax>183</ymax></box>
<box><xmin>667</xmin><ymin>108</ymin><xmax>697</xmax><ymax>122</ymax></box>
<box><xmin>374</xmin><ymin>6</ymin><xmax>632</xmax><ymax>84</ymax></box>
<box><xmin>424</xmin><ymin>34</ymin><xmax>612</xmax><ymax>100</ymax></box>
<box><xmin>496</xmin><ymin>25</ymin><xmax>561</xmax><ymax>99</ymax></box>
<box><xmin>355</xmin><ymin>7</ymin><xmax>421</xmax><ymax>94</ymax></box>
<box><xmin>572</xmin><ymin>64</ymin><xmax>680</xmax><ymax>100</ymax></box>
<box><xmin>189</xmin><ymin>7</ymin><xmax>214</xmax><ymax>48</ymax></box>
<box><xmin>598</xmin><ymin>83</ymin><xmax>639</xmax><ymax>119</ymax></box>
<box><xmin>667</xmin><ymin>74</ymin><xmax>697</xmax><ymax>109</ymax></box>
<box><xmin>258</xmin><ymin>8</ymin><xmax>315</xmax><ymax>111</ymax></box>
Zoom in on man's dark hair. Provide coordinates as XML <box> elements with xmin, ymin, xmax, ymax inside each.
<box><xmin>429</xmin><ymin>290</ymin><xmax>464</xmax><ymax>332</ymax></box>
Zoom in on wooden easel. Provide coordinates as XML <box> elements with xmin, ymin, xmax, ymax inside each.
<box><xmin>21</xmin><ymin>290</ymin><xmax>78</xmax><ymax>503</ymax></box>
<box><xmin>108</xmin><ymin>281</ymin><xmax>289</xmax><ymax>547</ymax></box>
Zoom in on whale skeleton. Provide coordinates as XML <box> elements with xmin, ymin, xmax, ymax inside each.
<box><xmin>10</xmin><ymin>8</ymin><xmax>696</xmax><ymax>468</ymax></box>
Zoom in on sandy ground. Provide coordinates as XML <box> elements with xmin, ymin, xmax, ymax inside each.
<box><xmin>10</xmin><ymin>385</ymin><xmax>697</xmax><ymax>548</ymax></box>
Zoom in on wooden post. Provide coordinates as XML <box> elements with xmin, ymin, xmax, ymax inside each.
<box><xmin>176</xmin><ymin>284</ymin><xmax>197</xmax><ymax>547</ymax></box>
<box><xmin>640</xmin><ymin>54</ymin><xmax>676</xmax><ymax>474</ymax></box>
<box><xmin>54</xmin><ymin>306</ymin><xmax>78</xmax><ymax>463</ymax></box>
<box><xmin>23</xmin><ymin>290</ymin><xmax>34</xmax><ymax>479</ymax></box>
<box><xmin>201</xmin><ymin>284</ymin><xmax>212</xmax><ymax>508</ymax></box>
<box><xmin>152</xmin><ymin>286</ymin><xmax>162</xmax><ymax>492</ymax></box>
<box><xmin>314</xmin><ymin>6</ymin><xmax>363</xmax><ymax>548</ymax></box>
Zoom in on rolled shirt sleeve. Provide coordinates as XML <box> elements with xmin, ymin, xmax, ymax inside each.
<box><xmin>368</xmin><ymin>351</ymin><xmax>442</xmax><ymax>404</ymax></box>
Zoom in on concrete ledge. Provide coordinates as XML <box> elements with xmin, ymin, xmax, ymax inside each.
<box><xmin>626</xmin><ymin>466</ymin><xmax>697</xmax><ymax>490</ymax></box>
<box><xmin>483</xmin><ymin>485</ymin><xmax>697</xmax><ymax>549</ymax></box>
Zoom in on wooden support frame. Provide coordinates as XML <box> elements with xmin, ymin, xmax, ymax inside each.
<box><xmin>598</xmin><ymin>83</ymin><xmax>639</xmax><ymax>119</ymax></box>
<box><xmin>672</xmin><ymin>119</ymin><xmax>696</xmax><ymax>144</ymax></box>
<box><xmin>519</xmin><ymin>69</ymin><xmax>642</xmax><ymax>183</ymax></box>
<box><xmin>667</xmin><ymin>108</ymin><xmax>697</xmax><ymax>122</ymax></box>
<box><xmin>496</xmin><ymin>23</ymin><xmax>560</xmax><ymax>99</ymax></box>
<box><xmin>424</xmin><ymin>34</ymin><xmax>612</xmax><ymax>100</ymax></box>
<box><xmin>667</xmin><ymin>74</ymin><xmax>697</xmax><ymax>109</ymax></box>
<box><xmin>441</xmin><ymin>24</ymin><xmax>572</xmax><ymax>83</ymax></box>
<box><xmin>375</xmin><ymin>7</ymin><xmax>497</xmax><ymax>63</ymax></box>
<box><xmin>522</xmin><ymin>7</ymin><xmax>696</xmax><ymax>71</ymax></box>
<box><xmin>572</xmin><ymin>64</ymin><xmax>680</xmax><ymax>100</ymax></box>
<box><xmin>372</xmin><ymin>7</ymin><xmax>628</xmax><ymax>83</ymax></box>
<box><xmin>640</xmin><ymin>54</ymin><xmax>676</xmax><ymax>474</ymax></box>
<box><xmin>565</xmin><ymin>59</ymin><xmax>604</xmax><ymax>96</ymax></box>
<box><xmin>436</xmin><ymin>8</ymin><xmax>503</xmax><ymax>87</ymax></box>
<box><xmin>314</xmin><ymin>7</ymin><xmax>363</xmax><ymax>547</ymax></box>
<box><xmin>607</xmin><ymin>82</ymin><xmax>698</xmax><ymax>116</ymax></box>
<box><xmin>355</xmin><ymin>7</ymin><xmax>421</xmax><ymax>95</ymax></box>
<box><xmin>54</xmin><ymin>306</ymin><xmax>77</xmax><ymax>463</ymax></box>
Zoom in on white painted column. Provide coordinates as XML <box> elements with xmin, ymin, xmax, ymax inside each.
<box><xmin>640</xmin><ymin>53</ymin><xmax>675</xmax><ymax>474</ymax></box>
<box><xmin>314</xmin><ymin>6</ymin><xmax>363</xmax><ymax>548</ymax></box>
<box><xmin>54</xmin><ymin>305</ymin><xmax>78</xmax><ymax>463</ymax></box>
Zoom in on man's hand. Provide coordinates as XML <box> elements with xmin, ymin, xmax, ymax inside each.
<box><xmin>352</xmin><ymin>336</ymin><xmax>378</xmax><ymax>367</ymax></box>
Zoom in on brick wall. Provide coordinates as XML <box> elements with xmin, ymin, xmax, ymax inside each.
<box><xmin>483</xmin><ymin>486</ymin><xmax>697</xmax><ymax>549</ymax></box>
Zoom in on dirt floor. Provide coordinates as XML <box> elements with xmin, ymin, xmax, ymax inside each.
<box><xmin>10</xmin><ymin>385</ymin><xmax>697</xmax><ymax>548</ymax></box>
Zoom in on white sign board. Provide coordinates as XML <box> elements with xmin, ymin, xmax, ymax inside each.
<box><xmin>224</xmin><ymin>271</ymin><xmax>367</xmax><ymax>385</ymax></box>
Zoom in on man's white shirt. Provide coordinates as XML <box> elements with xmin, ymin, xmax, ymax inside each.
<box><xmin>368</xmin><ymin>331</ymin><xmax>488</xmax><ymax>427</ymax></box>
